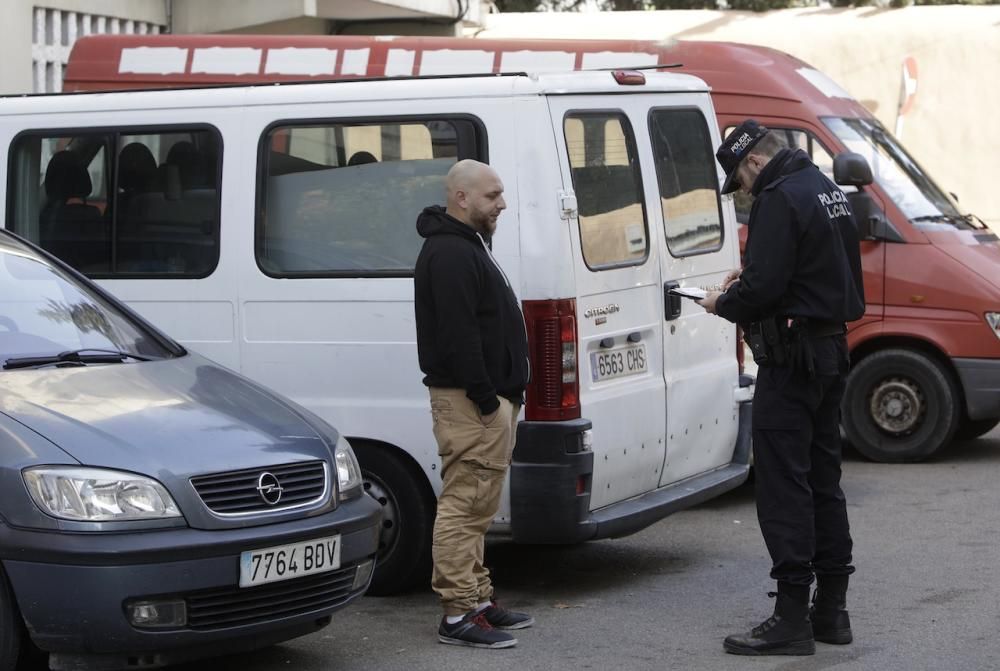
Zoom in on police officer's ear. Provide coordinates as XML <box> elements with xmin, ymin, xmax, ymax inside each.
<box><xmin>745</xmin><ymin>152</ymin><xmax>767</xmax><ymax>171</ymax></box>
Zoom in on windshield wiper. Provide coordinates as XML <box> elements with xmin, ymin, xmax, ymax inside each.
<box><xmin>910</xmin><ymin>214</ymin><xmax>965</xmax><ymax>224</ymax></box>
<box><xmin>2</xmin><ymin>348</ymin><xmax>154</xmax><ymax>371</ymax></box>
<box><xmin>911</xmin><ymin>213</ymin><xmax>988</xmax><ymax>231</ymax></box>
<box><xmin>961</xmin><ymin>213</ymin><xmax>989</xmax><ymax>230</ymax></box>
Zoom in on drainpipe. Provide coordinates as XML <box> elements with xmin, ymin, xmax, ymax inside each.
<box><xmin>164</xmin><ymin>0</ymin><xmax>173</xmax><ymax>34</ymax></box>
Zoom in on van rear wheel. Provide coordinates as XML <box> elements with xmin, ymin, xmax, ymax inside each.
<box><xmin>842</xmin><ymin>348</ymin><xmax>959</xmax><ymax>463</ymax></box>
<box><xmin>352</xmin><ymin>443</ymin><xmax>434</xmax><ymax>596</ymax></box>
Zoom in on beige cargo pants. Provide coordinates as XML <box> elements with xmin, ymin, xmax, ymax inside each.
<box><xmin>429</xmin><ymin>387</ymin><xmax>520</xmax><ymax>616</ymax></box>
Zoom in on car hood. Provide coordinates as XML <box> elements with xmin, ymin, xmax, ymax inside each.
<box><xmin>927</xmin><ymin>229</ymin><xmax>1000</xmax><ymax>292</ymax></box>
<box><xmin>0</xmin><ymin>353</ymin><xmax>333</xmax><ymax>479</ymax></box>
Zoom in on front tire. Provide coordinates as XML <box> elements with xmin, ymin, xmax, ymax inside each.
<box><xmin>842</xmin><ymin>348</ymin><xmax>959</xmax><ymax>463</ymax></box>
<box><xmin>0</xmin><ymin>567</ymin><xmax>24</xmax><ymax>671</ymax></box>
<box><xmin>352</xmin><ymin>443</ymin><xmax>434</xmax><ymax>595</ymax></box>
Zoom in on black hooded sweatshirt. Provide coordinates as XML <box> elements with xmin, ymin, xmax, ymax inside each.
<box><xmin>717</xmin><ymin>148</ymin><xmax>865</xmax><ymax>326</ymax></box>
<box><xmin>414</xmin><ymin>206</ymin><xmax>529</xmax><ymax>416</ymax></box>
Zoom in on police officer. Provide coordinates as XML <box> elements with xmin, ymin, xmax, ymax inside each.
<box><xmin>699</xmin><ymin>120</ymin><xmax>865</xmax><ymax>656</ymax></box>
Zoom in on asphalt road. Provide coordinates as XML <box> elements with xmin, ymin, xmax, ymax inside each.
<box><xmin>178</xmin><ymin>425</ymin><xmax>1000</xmax><ymax>671</ymax></box>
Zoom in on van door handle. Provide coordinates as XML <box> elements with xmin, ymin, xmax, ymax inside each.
<box><xmin>664</xmin><ymin>281</ymin><xmax>682</xmax><ymax>321</ymax></box>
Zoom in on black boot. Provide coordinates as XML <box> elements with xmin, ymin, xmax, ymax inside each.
<box><xmin>724</xmin><ymin>583</ymin><xmax>815</xmax><ymax>656</ymax></box>
<box><xmin>811</xmin><ymin>575</ymin><xmax>852</xmax><ymax>644</ymax></box>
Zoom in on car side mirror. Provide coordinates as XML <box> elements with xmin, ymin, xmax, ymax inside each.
<box><xmin>833</xmin><ymin>152</ymin><xmax>873</xmax><ymax>187</ymax></box>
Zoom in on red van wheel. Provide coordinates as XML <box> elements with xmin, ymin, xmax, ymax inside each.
<box><xmin>842</xmin><ymin>348</ymin><xmax>959</xmax><ymax>463</ymax></box>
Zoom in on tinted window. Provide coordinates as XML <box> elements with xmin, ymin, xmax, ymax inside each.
<box><xmin>0</xmin><ymin>233</ymin><xmax>173</xmax><ymax>364</ymax></box>
<box><xmin>564</xmin><ymin>113</ymin><xmax>648</xmax><ymax>270</ymax></box>
<box><xmin>257</xmin><ymin>117</ymin><xmax>485</xmax><ymax>276</ymax></box>
<box><xmin>649</xmin><ymin>109</ymin><xmax>723</xmax><ymax>256</ymax></box>
<box><xmin>7</xmin><ymin>128</ymin><xmax>221</xmax><ymax>277</ymax></box>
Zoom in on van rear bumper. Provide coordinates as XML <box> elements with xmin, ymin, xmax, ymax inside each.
<box><xmin>510</xmin><ymin>400</ymin><xmax>752</xmax><ymax>544</ymax></box>
<box><xmin>954</xmin><ymin>357</ymin><xmax>1000</xmax><ymax>420</ymax></box>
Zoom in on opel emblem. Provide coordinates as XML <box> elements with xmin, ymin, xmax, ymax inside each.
<box><xmin>256</xmin><ymin>472</ymin><xmax>283</xmax><ymax>505</ymax></box>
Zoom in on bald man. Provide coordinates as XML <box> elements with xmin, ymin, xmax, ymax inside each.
<box><xmin>414</xmin><ymin>160</ymin><xmax>532</xmax><ymax>649</ymax></box>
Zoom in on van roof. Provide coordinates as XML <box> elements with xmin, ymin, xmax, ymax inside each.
<box><xmin>61</xmin><ymin>34</ymin><xmax>869</xmax><ymax>118</ymax></box>
<box><xmin>0</xmin><ymin>69</ymin><xmax>710</xmax><ymax>116</ymax></box>
<box><xmin>657</xmin><ymin>41</ymin><xmax>871</xmax><ymax>119</ymax></box>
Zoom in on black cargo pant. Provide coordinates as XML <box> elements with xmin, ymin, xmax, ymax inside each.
<box><xmin>752</xmin><ymin>334</ymin><xmax>855</xmax><ymax>586</ymax></box>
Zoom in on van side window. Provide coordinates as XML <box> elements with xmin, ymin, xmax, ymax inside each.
<box><xmin>564</xmin><ymin>113</ymin><xmax>648</xmax><ymax>270</ymax></box>
<box><xmin>649</xmin><ymin>109</ymin><xmax>723</xmax><ymax>256</ymax></box>
<box><xmin>7</xmin><ymin>128</ymin><xmax>222</xmax><ymax>277</ymax></box>
<box><xmin>724</xmin><ymin>126</ymin><xmax>852</xmax><ymax>225</ymax></box>
<box><xmin>257</xmin><ymin>117</ymin><xmax>485</xmax><ymax>276</ymax></box>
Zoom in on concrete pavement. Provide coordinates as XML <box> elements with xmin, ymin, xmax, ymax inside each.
<box><xmin>177</xmin><ymin>425</ymin><xmax>1000</xmax><ymax>671</ymax></box>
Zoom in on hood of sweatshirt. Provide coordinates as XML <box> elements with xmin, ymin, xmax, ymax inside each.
<box><xmin>416</xmin><ymin>205</ymin><xmax>485</xmax><ymax>244</ymax></box>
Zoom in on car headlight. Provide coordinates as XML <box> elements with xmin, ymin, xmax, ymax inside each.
<box><xmin>334</xmin><ymin>436</ymin><xmax>363</xmax><ymax>500</ymax></box>
<box><xmin>23</xmin><ymin>467</ymin><xmax>181</xmax><ymax>522</ymax></box>
<box><xmin>987</xmin><ymin>312</ymin><xmax>1000</xmax><ymax>341</ymax></box>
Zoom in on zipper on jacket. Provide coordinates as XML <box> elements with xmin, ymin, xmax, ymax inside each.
<box><xmin>477</xmin><ymin>232</ymin><xmax>531</xmax><ymax>383</ymax></box>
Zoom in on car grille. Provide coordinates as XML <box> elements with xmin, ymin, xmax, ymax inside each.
<box><xmin>191</xmin><ymin>461</ymin><xmax>328</xmax><ymax>515</ymax></box>
<box><xmin>185</xmin><ymin>566</ymin><xmax>357</xmax><ymax>630</ymax></box>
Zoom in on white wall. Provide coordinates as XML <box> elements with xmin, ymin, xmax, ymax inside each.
<box><xmin>174</xmin><ymin>0</ymin><xmax>479</xmax><ymax>34</ymax></box>
<box><xmin>0</xmin><ymin>0</ymin><xmax>487</xmax><ymax>94</ymax></box>
<box><xmin>29</xmin><ymin>0</ymin><xmax>166</xmax><ymax>24</ymax></box>
<box><xmin>479</xmin><ymin>7</ymin><xmax>1000</xmax><ymax>232</ymax></box>
<box><xmin>0</xmin><ymin>2</ymin><xmax>34</xmax><ymax>95</ymax></box>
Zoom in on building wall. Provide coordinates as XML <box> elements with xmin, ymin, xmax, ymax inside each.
<box><xmin>174</xmin><ymin>0</ymin><xmax>475</xmax><ymax>35</ymax></box>
<box><xmin>478</xmin><ymin>7</ymin><xmax>1000</xmax><ymax>233</ymax></box>
<box><xmin>0</xmin><ymin>0</ymin><xmax>167</xmax><ymax>94</ymax></box>
<box><xmin>0</xmin><ymin>0</ymin><xmax>482</xmax><ymax>94</ymax></box>
<box><xmin>0</xmin><ymin>2</ymin><xmax>34</xmax><ymax>95</ymax></box>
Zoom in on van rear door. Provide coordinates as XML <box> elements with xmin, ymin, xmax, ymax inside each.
<box><xmin>545</xmin><ymin>96</ymin><xmax>667</xmax><ymax>509</ymax></box>
<box><xmin>643</xmin><ymin>102</ymin><xmax>742</xmax><ymax>484</ymax></box>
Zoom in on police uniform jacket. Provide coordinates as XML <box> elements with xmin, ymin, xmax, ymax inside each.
<box><xmin>716</xmin><ymin>148</ymin><xmax>865</xmax><ymax>326</ymax></box>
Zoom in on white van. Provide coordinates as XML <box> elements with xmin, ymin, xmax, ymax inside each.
<box><xmin>0</xmin><ymin>69</ymin><xmax>752</xmax><ymax>594</ymax></box>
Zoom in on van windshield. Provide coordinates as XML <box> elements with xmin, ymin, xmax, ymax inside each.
<box><xmin>822</xmin><ymin>117</ymin><xmax>979</xmax><ymax>232</ymax></box>
<box><xmin>0</xmin><ymin>233</ymin><xmax>176</xmax><ymax>368</ymax></box>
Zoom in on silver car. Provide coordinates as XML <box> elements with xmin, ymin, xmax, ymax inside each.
<box><xmin>0</xmin><ymin>230</ymin><xmax>381</xmax><ymax>669</ymax></box>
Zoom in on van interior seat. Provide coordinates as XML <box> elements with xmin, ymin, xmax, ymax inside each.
<box><xmin>117</xmin><ymin>143</ymin><xmax>218</xmax><ymax>274</ymax></box>
<box><xmin>40</xmin><ymin>150</ymin><xmax>107</xmax><ymax>271</ymax></box>
<box><xmin>118</xmin><ymin>142</ymin><xmax>158</xmax><ymax>194</ymax></box>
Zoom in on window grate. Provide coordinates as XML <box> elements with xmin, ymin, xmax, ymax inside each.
<box><xmin>32</xmin><ymin>7</ymin><xmax>163</xmax><ymax>93</ymax></box>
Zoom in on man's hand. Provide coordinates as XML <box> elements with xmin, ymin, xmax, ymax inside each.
<box><xmin>481</xmin><ymin>408</ymin><xmax>500</xmax><ymax>426</ymax></box>
<box><xmin>697</xmin><ymin>291</ymin><xmax>723</xmax><ymax>315</ymax></box>
<box><xmin>723</xmin><ymin>268</ymin><xmax>742</xmax><ymax>290</ymax></box>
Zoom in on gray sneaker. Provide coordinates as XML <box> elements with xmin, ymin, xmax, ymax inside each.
<box><xmin>482</xmin><ymin>601</ymin><xmax>535</xmax><ymax>630</ymax></box>
<box><xmin>438</xmin><ymin>611</ymin><xmax>517</xmax><ymax>649</ymax></box>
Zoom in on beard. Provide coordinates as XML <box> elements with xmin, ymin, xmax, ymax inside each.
<box><xmin>470</xmin><ymin>209</ymin><xmax>498</xmax><ymax>238</ymax></box>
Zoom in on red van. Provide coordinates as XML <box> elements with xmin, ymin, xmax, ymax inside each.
<box><xmin>62</xmin><ymin>34</ymin><xmax>1000</xmax><ymax>462</ymax></box>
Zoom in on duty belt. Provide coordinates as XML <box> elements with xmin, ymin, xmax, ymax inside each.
<box><xmin>793</xmin><ymin>320</ymin><xmax>846</xmax><ymax>339</ymax></box>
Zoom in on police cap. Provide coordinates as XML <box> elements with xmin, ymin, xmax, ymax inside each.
<box><xmin>716</xmin><ymin>119</ymin><xmax>769</xmax><ymax>194</ymax></box>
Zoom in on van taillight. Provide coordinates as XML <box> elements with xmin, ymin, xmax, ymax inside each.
<box><xmin>523</xmin><ymin>299</ymin><xmax>580</xmax><ymax>422</ymax></box>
